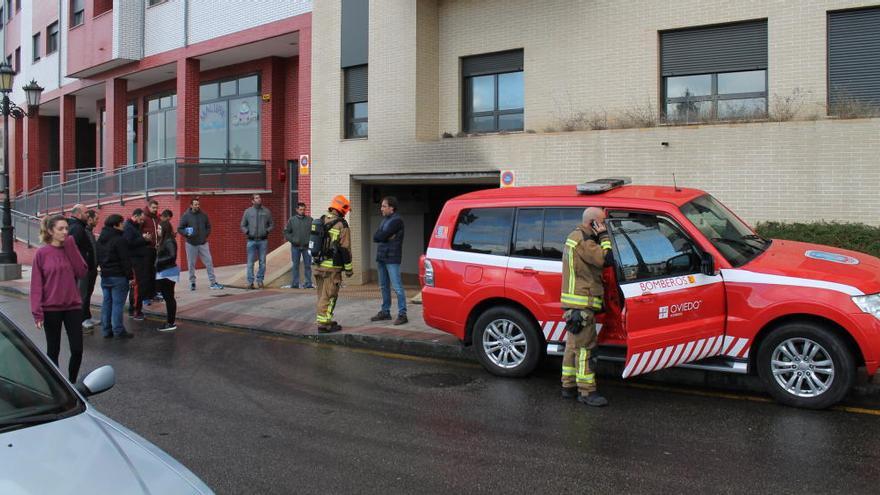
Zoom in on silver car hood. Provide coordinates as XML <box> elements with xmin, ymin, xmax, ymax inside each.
<box><xmin>0</xmin><ymin>408</ymin><xmax>212</xmax><ymax>495</ymax></box>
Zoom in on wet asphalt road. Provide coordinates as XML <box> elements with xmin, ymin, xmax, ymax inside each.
<box><xmin>2</xmin><ymin>293</ymin><xmax>880</xmax><ymax>495</ymax></box>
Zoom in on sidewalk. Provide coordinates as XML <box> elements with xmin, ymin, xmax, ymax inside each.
<box><xmin>0</xmin><ymin>264</ymin><xmax>472</xmax><ymax>362</ymax></box>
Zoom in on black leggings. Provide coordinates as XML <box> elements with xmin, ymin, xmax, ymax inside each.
<box><xmin>43</xmin><ymin>309</ymin><xmax>83</xmax><ymax>383</ymax></box>
<box><xmin>154</xmin><ymin>279</ymin><xmax>177</xmax><ymax>324</ymax></box>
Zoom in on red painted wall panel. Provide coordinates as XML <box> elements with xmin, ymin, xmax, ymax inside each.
<box><xmin>66</xmin><ymin>4</ymin><xmax>113</xmax><ymax>76</ymax></box>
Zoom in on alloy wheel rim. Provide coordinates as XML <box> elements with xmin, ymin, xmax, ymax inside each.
<box><xmin>482</xmin><ymin>319</ymin><xmax>528</xmax><ymax>369</ymax></box>
<box><xmin>770</xmin><ymin>337</ymin><xmax>835</xmax><ymax>398</ymax></box>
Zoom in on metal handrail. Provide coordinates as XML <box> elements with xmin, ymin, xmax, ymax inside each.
<box><xmin>13</xmin><ymin>157</ymin><xmax>268</xmax><ymax>216</ymax></box>
<box><xmin>0</xmin><ymin>206</ymin><xmax>41</xmax><ymax>248</ymax></box>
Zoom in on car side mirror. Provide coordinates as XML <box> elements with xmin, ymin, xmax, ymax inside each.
<box><xmin>700</xmin><ymin>252</ymin><xmax>715</xmax><ymax>275</ymax></box>
<box><xmin>76</xmin><ymin>365</ymin><xmax>115</xmax><ymax>397</ymax></box>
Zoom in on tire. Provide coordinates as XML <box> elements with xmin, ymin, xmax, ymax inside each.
<box><xmin>472</xmin><ymin>306</ymin><xmax>542</xmax><ymax>378</ymax></box>
<box><xmin>756</xmin><ymin>322</ymin><xmax>855</xmax><ymax>409</ymax></box>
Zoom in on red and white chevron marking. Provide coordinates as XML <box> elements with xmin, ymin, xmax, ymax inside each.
<box><xmin>622</xmin><ymin>335</ymin><xmax>751</xmax><ymax>378</ymax></box>
<box><xmin>539</xmin><ymin>321</ymin><xmax>567</xmax><ymax>342</ymax></box>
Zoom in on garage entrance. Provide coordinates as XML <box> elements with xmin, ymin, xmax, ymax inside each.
<box><xmin>353</xmin><ymin>171</ymin><xmax>499</xmax><ymax>285</ymax></box>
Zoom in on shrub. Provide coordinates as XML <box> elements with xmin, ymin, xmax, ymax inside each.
<box><xmin>754</xmin><ymin>221</ymin><xmax>880</xmax><ymax>258</ymax></box>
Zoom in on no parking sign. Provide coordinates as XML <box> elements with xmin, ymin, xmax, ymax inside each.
<box><xmin>500</xmin><ymin>170</ymin><xmax>516</xmax><ymax>188</ymax></box>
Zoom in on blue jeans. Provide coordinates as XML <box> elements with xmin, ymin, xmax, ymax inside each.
<box><xmin>291</xmin><ymin>246</ymin><xmax>313</xmax><ymax>287</ymax></box>
<box><xmin>246</xmin><ymin>239</ymin><xmax>268</xmax><ymax>284</ymax></box>
<box><xmin>377</xmin><ymin>260</ymin><xmax>406</xmax><ymax>316</ymax></box>
<box><xmin>100</xmin><ymin>276</ymin><xmax>129</xmax><ymax>336</ymax></box>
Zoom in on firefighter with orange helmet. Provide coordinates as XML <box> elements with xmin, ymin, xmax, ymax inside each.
<box><xmin>313</xmin><ymin>195</ymin><xmax>353</xmax><ymax>333</ymax></box>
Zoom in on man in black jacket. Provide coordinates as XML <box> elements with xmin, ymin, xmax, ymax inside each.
<box><xmin>68</xmin><ymin>205</ymin><xmax>98</xmax><ymax>333</ymax></box>
<box><xmin>96</xmin><ymin>214</ymin><xmax>134</xmax><ymax>339</ymax></box>
<box><xmin>370</xmin><ymin>196</ymin><xmax>407</xmax><ymax>325</ymax></box>
<box><xmin>123</xmin><ymin>208</ymin><xmax>151</xmax><ymax>320</ymax></box>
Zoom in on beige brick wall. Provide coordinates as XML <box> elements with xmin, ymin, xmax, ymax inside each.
<box><xmin>312</xmin><ymin>0</ymin><xmax>880</xmax><ymax>282</ymax></box>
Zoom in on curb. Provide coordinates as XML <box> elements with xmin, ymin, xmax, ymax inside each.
<box><xmin>0</xmin><ymin>285</ymin><xmax>475</xmax><ymax>364</ymax></box>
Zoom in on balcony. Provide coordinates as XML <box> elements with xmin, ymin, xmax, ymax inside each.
<box><xmin>67</xmin><ymin>1</ymin><xmax>144</xmax><ymax>78</ymax></box>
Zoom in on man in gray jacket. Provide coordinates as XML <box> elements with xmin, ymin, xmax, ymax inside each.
<box><xmin>177</xmin><ymin>197</ymin><xmax>224</xmax><ymax>291</ymax></box>
<box><xmin>240</xmin><ymin>193</ymin><xmax>274</xmax><ymax>289</ymax></box>
<box><xmin>281</xmin><ymin>202</ymin><xmax>314</xmax><ymax>289</ymax></box>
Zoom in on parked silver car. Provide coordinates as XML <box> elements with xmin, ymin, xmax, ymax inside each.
<box><xmin>0</xmin><ymin>312</ymin><xmax>213</xmax><ymax>494</ymax></box>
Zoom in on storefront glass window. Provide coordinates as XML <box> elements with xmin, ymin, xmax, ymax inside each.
<box><xmin>199</xmin><ymin>74</ymin><xmax>260</xmax><ymax>160</ymax></box>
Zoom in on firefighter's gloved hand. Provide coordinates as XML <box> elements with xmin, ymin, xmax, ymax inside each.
<box><xmin>345</xmin><ymin>271</ymin><xmax>353</xmax><ymax>278</ymax></box>
<box><xmin>564</xmin><ymin>310</ymin><xmax>584</xmax><ymax>335</ymax></box>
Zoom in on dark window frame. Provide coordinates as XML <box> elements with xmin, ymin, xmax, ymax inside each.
<box><xmin>198</xmin><ymin>73</ymin><xmax>263</xmax><ymax>160</ymax></box>
<box><xmin>510</xmin><ymin>207</ymin><xmax>588</xmax><ymax>261</ymax></box>
<box><xmin>663</xmin><ymin>70</ymin><xmax>768</xmax><ymax>122</ymax></box>
<box><xmin>344</xmin><ymin>65</ymin><xmax>368</xmax><ymax>139</ymax></box>
<box><xmin>462</xmin><ymin>70</ymin><xmax>524</xmax><ymax>133</ymax></box>
<box><xmin>70</xmin><ymin>0</ymin><xmax>85</xmax><ymax>27</ymax></box>
<box><xmin>46</xmin><ymin>22</ymin><xmax>59</xmax><ymax>55</ymax></box>
<box><xmin>147</xmin><ymin>0</ymin><xmax>169</xmax><ymax>7</ymax></box>
<box><xmin>145</xmin><ymin>92</ymin><xmax>178</xmax><ymax>161</ymax></box>
<box><xmin>13</xmin><ymin>47</ymin><xmax>19</xmax><ymax>73</ymax></box>
<box><xmin>32</xmin><ymin>32</ymin><xmax>40</xmax><ymax>62</ymax></box>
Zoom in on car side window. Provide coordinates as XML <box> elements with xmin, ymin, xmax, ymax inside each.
<box><xmin>452</xmin><ymin>208</ymin><xmax>514</xmax><ymax>256</ymax></box>
<box><xmin>543</xmin><ymin>208</ymin><xmax>586</xmax><ymax>260</ymax></box>
<box><xmin>512</xmin><ymin>209</ymin><xmax>543</xmax><ymax>257</ymax></box>
<box><xmin>609</xmin><ymin>215</ymin><xmax>701</xmax><ymax>282</ymax></box>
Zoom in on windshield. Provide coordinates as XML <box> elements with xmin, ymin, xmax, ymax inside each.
<box><xmin>0</xmin><ymin>314</ymin><xmax>82</xmax><ymax>432</ymax></box>
<box><xmin>680</xmin><ymin>194</ymin><xmax>770</xmax><ymax>267</ymax></box>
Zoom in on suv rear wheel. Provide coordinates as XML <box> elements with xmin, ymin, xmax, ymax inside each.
<box><xmin>756</xmin><ymin>322</ymin><xmax>854</xmax><ymax>409</ymax></box>
<box><xmin>473</xmin><ymin>307</ymin><xmax>542</xmax><ymax>378</ymax></box>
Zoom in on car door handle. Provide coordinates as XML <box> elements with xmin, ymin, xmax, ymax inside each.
<box><xmin>514</xmin><ymin>267</ymin><xmax>537</xmax><ymax>275</ymax></box>
<box><xmin>638</xmin><ymin>294</ymin><xmax>656</xmax><ymax>303</ymax></box>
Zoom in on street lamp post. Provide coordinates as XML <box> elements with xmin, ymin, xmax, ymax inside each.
<box><xmin>0</xmin><ymin>62</ymin><xmax>43</xmax><ymax>278</ymax></box>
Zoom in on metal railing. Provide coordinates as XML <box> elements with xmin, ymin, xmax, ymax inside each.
<box><xmin>14</xmin><ymin>157</ymin><xmax>267</xmax><ymax>216</ymax></box>
<box><xmin>42</xmin><ymin>168</ymin><xmax>100</xmax><ymax>188</ymax></box>
<box><xmin>0</xmin><ymin>206</ymin><xmax>42</xmax><ymax>247</ymax></box>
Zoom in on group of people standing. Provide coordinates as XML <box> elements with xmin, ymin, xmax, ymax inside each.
<box><xmin>29</xmin><ymin>191</ymin><xmax>411</xmax><ymax>382</ymax></box>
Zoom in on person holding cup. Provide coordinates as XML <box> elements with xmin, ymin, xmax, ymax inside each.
<box><xmin>177</xmin><ymin>197</ymin><xmax>224</xmax><ymax>291</ymax></box>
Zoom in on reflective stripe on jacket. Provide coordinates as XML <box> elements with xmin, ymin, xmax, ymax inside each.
<box><xmin>316</xmin><ymin>212</ymin><xmax>353</xmax><ymax>272</ymax></box>
<box><xmin>561</xmin><ymin>227</ymin><xmax>611</xmax><ymax>311</ymax></box>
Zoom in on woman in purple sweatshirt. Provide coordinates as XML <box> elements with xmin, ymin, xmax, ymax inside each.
<box><xmin>30</xmin><ymin>214</ymin><xmax>89</xmax><ymax>383</ymax></box>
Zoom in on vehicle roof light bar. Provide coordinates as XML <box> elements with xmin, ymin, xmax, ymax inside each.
<box><xmin>576</xmin><ymin>177</ymin><xmax>632</xmax><ymax>194</ymax></box>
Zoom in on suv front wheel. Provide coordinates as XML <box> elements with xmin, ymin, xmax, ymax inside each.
<box><xmin>756</xmin><ymin>322</ymin><xmax>855</xmax><ymax>409</ymax></box>
<box><xmin>472</xmin><ymin>307</ymin><xmax>542</xmax><ymax>377</ymax></box>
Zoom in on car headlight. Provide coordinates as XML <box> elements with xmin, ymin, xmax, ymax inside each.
<box><xmin>852</xmin><ymin>293</ymin><xmax>880</xmax><ymax>320</ymax></box>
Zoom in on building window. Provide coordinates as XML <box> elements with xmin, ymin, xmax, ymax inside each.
<box><xmin>146</xmin><ymin>94</ymin><xmax>177</xmax><ymax>161</ymax></box>
<box><xmin>32</xmin><ymin>33</ymin><xmax>40</xmax><ymax>62</ymax></box>
<box><xmin>4</xmin><ymin>0</ymin><xmax>10</xmax><ymax>21</ymax></box>
<box><xmin>46</xmin><ymin>22</ymin><xmax>59</xmax><ymax>54</ymax></box>
<box><xmin>462</xmin><ymin>50</ymin><xmax>524</xmax><ymax>133</ymax></box>
<box><xmin>343</xmin><ymin>65</ymin><xmax>368</xmax><ymax>139</ymax></box>
<box><xmin>13</xmin><ymin>47</ymin><xmax>19</xmax><ymax>73</ymax></box>
<box><xmin>127</xmin><ymin>104</ymin><xmax>137</xmax><ymax>165</ymax></box>
<box><xmin>828</xmin><ymin>7</ymin><xmax>880</xmax><ymax>116</ymax></box>
<box><xmin>14</xmin><ymin>0</ymin><xmax>19</xmax><ymax>12</ymax></box>
<box><xmin>71</xmin><ymin>0</ymin><xmax>84</xmax><ymax>27</ymax></box>
<box><xmin>148</xmin><ymin>0</ymin><xmax>169</xmax><ymax>7</ymax></box>
<box><xmin>661</xmin><ymin>20</ymin><xmax>768</xmax><ymax>122</ymax></box>
<box><xmin>199</xmin><ymin>74</ymin><xmax>261</xmax><ymax>160</ymax></box>
<box><xmin>0</xmin><ymin>7</ymin><xmax>4</xmax><ymax>26</ymax></box>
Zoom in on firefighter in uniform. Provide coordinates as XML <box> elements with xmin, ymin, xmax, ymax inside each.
<box><xmin>314</xmin><ymin>195</ymin><xmax>354</xmax><ymax>333</ymax></box>
<box><xmin>561</xmin><ymin>207</ymin><xmax>614</xmax><ymax>407</ymax></box>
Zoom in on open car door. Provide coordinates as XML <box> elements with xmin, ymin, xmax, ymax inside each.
<box><xmin>607</xmin><ymin>213</ymin><xmax>727</xmax><ymax>378</ymax></box>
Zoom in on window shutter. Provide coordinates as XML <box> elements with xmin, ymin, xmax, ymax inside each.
<box><xmin>345</xmin><ymin>65</ymin><xmax>368</xmax><ymax>103</ymax></box>
<box><xmin>462</xmin><ymin>50</ymin><xmax>524</xmax><ymax>78</ymax></box>
<box><xmin>661</xmin><ymin>20</ymin><xmax>767</xmax><ymax>76</ymax></box>
<box><xmin>828</xmin><ymin>7</ymin><xmax>880</xmax><ymax>107</ymax></box>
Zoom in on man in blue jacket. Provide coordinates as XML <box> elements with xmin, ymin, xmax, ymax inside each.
<box><xmin>370</xmin><ymin>196</ymin><xmax>407</xmax><ymax>325</ymax></box>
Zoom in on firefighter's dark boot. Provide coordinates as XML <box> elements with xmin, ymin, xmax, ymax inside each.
<box><xmin>578</xmin><ymin>392</ymin><xmax>608</xmax><ymax>407</ymax></box>
<box><xmin>561</xmin><ymin>387</ymin><xmax>578</xmax><ymax>399</ymax></box>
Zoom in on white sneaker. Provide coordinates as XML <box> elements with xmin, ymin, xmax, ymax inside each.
<box><xmin>82</xmin><ymin>320</ymin><xmax>95</xmax><ymax>329</ymax></box>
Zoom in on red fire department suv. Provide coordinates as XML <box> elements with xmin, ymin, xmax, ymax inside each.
<box><xmin>419</xmin><ymin>178</ymin><xmax>880</xmax><ymax>409</ymax></box>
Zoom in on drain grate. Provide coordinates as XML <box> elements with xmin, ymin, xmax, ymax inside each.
<box><xmin>407</xmin><ymin>372</ymin><xmax>474</xmax><ymax>388</ymax></box>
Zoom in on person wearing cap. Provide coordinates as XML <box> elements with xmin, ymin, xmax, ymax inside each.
<box><xmin>240</xmin><ymin>193</ymin><xmax>274</xmax><ymax>289</ymax></box>
<box><xmin>313</xmin><ymin>195</ymin><xmax>353</xmax><ymax>334</ymax></box>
